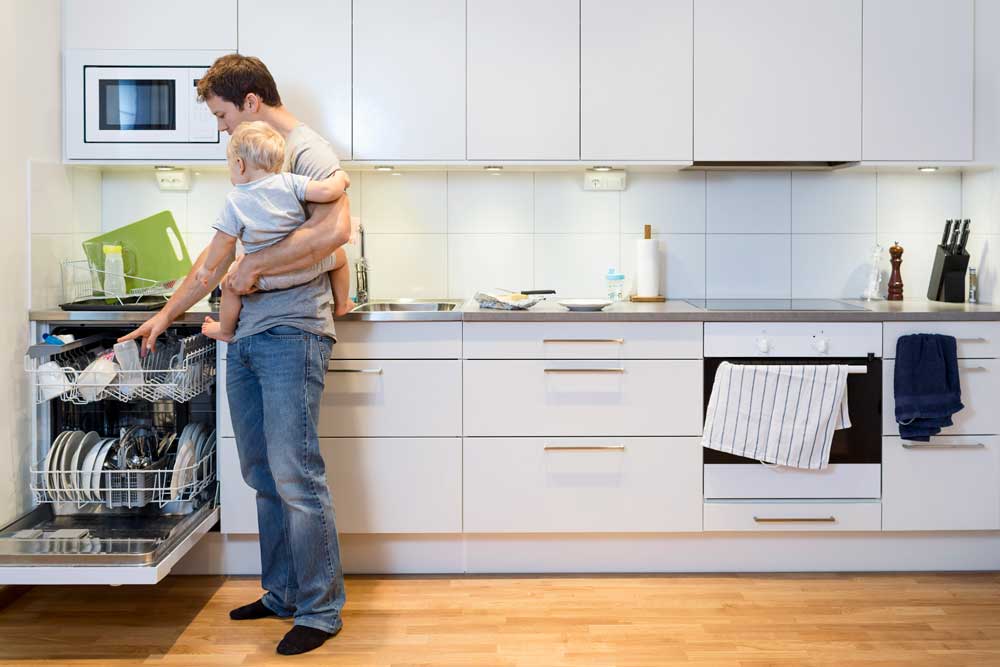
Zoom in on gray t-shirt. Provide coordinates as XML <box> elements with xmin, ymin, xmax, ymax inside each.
<box><xmin>233</xmin><ymin>124</ymin><xmax>342</xmax><ymax>342</ymax></box>
<box><xmin>212</xmin><ymin>172</ymin><xmax>311</xmax><ymax>253</ymax></box>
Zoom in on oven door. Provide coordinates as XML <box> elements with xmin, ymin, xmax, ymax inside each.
<box><xmin>703</xmin><ymin>357</ymin><xmax>882</xmax><ymax>465</ymax></box>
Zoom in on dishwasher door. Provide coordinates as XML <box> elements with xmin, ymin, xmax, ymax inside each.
<box><xmin>0</xmin><ymin>321</ymin><xmax>219</xmax><ymax>585</ymax></box>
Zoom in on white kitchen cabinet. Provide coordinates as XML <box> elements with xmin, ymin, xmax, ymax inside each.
<box><xmin>883</xmin><ymin>359</ymin><xmax>1000</xmax><ymax>437</ymax></box>
<box><xmin>464</xmin><ymin>359</ymin><xmax>703</xmax><ymax>437</ymax></box>
<box><xmin>218</xmin><ymin>436</ymin><xmax>462</xmax><ymax>534</ymax></box>
<box><xmin>693</xmin><ymin>0</ymin><xmax>862</xmax><ymax>162</ymax></box>
<box><xmin>882</xmin><ymin>436</ymin><xmax>1000</xmax><ymax>531</ymax></box>
<box><xmin>63</xmin><ymin>0</ymin><xmax>237</xmax><ymax>50</ymax></box>
<box><xmin>463</xmin><ymin>322</ymin><xmax>703</xmax><ymax>360</ymax></box>
<box><xmin>238</xmin><ymin>0</ymin><xmax>352</xmax><ymax>159</ymax></box>
<box><xmin>883</xmin><ymin>322</ymin><xmax>1000</xmax><ymax>359</ymax></box>
<box><xmin>353</xmin><ymin>0</ymin><xmax>465</xmax><ymax>160</ymax></box>
<box><xmin>467</xmin><ymin>0</ymin><xmax>579</xmax><ymax>160</ymax></box>
<box><xmin>581</xmin><ymin>0</ymin><xmax>693</xmax><ymax>161</ymax></box>
<box><xmin>704</xmin><ymin>501</ymin><xmax>882</xmax><ymax>532</ymax></box>
<box><xmin>334</xmin><ymin>321</ymin><xmax>462</xmax><ymax>360</ymax></box>
<box><xmin>463</xmin><ymin>437</ymin><xmax>702</xmax><ymax>533</ymax></box>
<box><xmin>862</xmin><ymin>0</ymin><xmax>974</xmax><ymax>161</ymax></box>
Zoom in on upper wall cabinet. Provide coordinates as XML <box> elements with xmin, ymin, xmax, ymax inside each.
<box><xmin>238</xmin><ymin>0</ymin><xmax>352</xmax><ymax>160</ymax></box>
<box><xmin>694</xmin><ymin>0</ymin><xmax>862</xmax><ymax>162</ymax></box>
<box><xmin>353</xmin><ymin>0</ymin><xmax>465</xmax><ymax>161</ymax></box>
<box><xmin>63</xmin><ymin>0</ymin><xmax>237</xmax><ymax>50</ymax></box>
<box><xmin>467</xmin><ymin>0</ymin><xmax>579</xmax><ymax>160</ymax></box>
<box><xmin>581</xmin><ymin>0</ymin><xmax>693</xmax><ymax>162</ymax></box>
<box><xmin>862</xmin><ymin>0</ymin><xmax>974</xmax><ymax>162</ymax></box>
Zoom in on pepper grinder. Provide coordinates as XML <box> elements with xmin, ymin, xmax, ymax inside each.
<box><xmin>887</xmin><ymin>241</ymin><xmax>904</xmax><ymax>301</ymax></box>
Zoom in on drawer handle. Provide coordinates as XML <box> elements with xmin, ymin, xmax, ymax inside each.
<box><xmin>543</xmin><ymin>338</ymin><xmax>624</xmax><ymax>344</ymax></box>
<box><xmin>543</xmin><ymin>445</ymin><xmax>626</xmax><ymax>452</ymax></box>
<box><xmin>961</xmin><ymin>366</ymin><xmax>988</xmax><ymax>372</ymax></box>
<box><xmin>543</xmin><ymin>368</ymin><xmax>625</xmax><ymax>374</ymax></box>
<box><xmin>327</xmin><ymin>367</ymin><xmax>383</xmax><ymax>374</ymax></box>
<box><xmin>902</xmin><ymin>442</ymin><xmax>986</xmax><ymax>450</ymax></box>
<box><xmin>958</xmin><ymin>337</ymin><xmax>988</xmax><ymax>343</ymax></box>
<box><xmin>752</xmin><ymin>516</ymin><xmax>836</xmax><ymax>524</ymax></box>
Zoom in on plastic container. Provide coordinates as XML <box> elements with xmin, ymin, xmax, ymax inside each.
<box><xmin>606</xmin><ymin>268</ymin><xmax>625</xmax><ymax>302</ymax></box>
<box><xmin>102</xmin><ymin>244</ymin><xmax>127</xmax><ymax>297</ymax></box>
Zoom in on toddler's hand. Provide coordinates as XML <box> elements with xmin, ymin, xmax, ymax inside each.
<box><xmin>194</xmin><ymin>267</ymin><xmax>212</xmax><ymax>288</ymax></box>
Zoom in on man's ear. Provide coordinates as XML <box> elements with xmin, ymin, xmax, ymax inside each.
<box><xmin>244</xmin><ymin>93</ymin><xmax>259</xmax><ymax>113</ymax></box>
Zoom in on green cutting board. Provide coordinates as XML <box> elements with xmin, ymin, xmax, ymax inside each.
<box><xmin>82</xmin><ymin>211</ymin><xmax>192</xmax><ymax>292</ymax></box>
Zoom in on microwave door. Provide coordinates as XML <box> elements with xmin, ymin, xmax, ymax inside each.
<box><xmin>188</xmin><ymin>68</ymin><xmax>220</xmax><ymax>143</ymax></box>
<box><xmin>84</xmin><ymin>67</ymin><xmax>189</xmax><ymax>143</ymax></box>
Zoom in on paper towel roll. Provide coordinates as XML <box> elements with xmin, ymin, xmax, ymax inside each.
<box><xmin>636</xmin><ymin>238</ymin><xmax>659</xmax><ymax>297</ymax></box>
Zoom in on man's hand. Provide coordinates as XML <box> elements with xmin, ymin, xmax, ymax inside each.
<box><xmin>225</xmin><ymin>254</ymin><xmax>260</xmax><ymax>295</ymax></box>
<box><xmin>117</xmin><ymin>312</ymin><xmax>171</xmax><ymax>353</ymax></box>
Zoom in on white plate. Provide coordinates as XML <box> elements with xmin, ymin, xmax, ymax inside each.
<box><xmin>558</xmin><ymin>299</ymin><xmax>613</xmax><ymax>312</ymax></box>
<box><xmin>69</xmin><ymin>432</ymin><xmax>102</xmax><ymax>499</ymax></box>
<box><xmin>88</xmin><ymin>439</ymin><xmax>116</xmax><ymax>503</ymax></box>
<box><xmin>58</xmin><ymin>431</ymin><xmax>86</xmax><ymax>500</ymax></box>
<box><xmin>79</xmin><ymin>437</ymin><xmax>109</xmax><ymax>501</ymax></box>
<box><xmin>43</xmin><ymin>431</ymin><xmax>71</xmax><ymax>500</ymax></box>
<box><xmin>169</xmin><ymin>446</ymin><xmax>194</xmax><ymax>500</ymax></box>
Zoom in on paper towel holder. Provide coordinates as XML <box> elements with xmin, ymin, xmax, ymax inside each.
<box><xmin>630</xmin><ymin>225</ymin><xmax>666</xmax><ymax>303</ymax></box>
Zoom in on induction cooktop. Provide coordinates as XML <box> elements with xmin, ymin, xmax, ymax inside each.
<box><xmin>685</xmin><ymin>299</ymin><xmax>869</xmax><ymax>311</ymax></box>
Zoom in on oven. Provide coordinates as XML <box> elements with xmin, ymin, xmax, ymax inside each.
<box><xmin>702</xmin><ymin>323</ymin><xmax>883</xmax><ymax>499</ymax></box>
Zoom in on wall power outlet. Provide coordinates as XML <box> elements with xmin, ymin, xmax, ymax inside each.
<box><xmin>582</xmin><ymin>170</ymin><xmax>627</xmax><ymax>191</ymax></box>
<box><xmin>155</xmin><ymin>168</ymin><xmax>191</xmax><ymax>191</ymax></box>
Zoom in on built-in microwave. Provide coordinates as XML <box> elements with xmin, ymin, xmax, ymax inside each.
<box><xmin>64</xmin><ymin>50</ymin><xmax>231</xmax><ymax>162</ymax></box>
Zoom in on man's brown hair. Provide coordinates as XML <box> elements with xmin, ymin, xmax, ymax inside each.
<box><xmin>196</xmin><ymin>54</ymin><xmax>282</xmax><ymax>108</ymax></box>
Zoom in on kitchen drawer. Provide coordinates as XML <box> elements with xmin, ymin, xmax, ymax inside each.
<box><xmin>704</xmin><ymin>463</ymin><xmax>881</xmax><ymax>500</ymax></box>
<box><xmin>463</xmin><ymin>322</ymin><xmax>702</xmax><ymax>359</ymax></box>
<box><xmin>883</xmin><ymin>359</ymin><xmax>1000</xmax><ymax>436</ymax></box>
<box><xmin>704</xmin><ymin>323</ymin><xmax>882</xmax><ymax>358</ymax></box>
<box><xmin>703</xmin><ymin>501</ymin><xmax>881</xmax><ymax>532</ymax></box>
<box><xmin>334</xmin><ymin>321</ymin><xmax>462</xmax><ymax>359</ymax></box>
<box><xmin>320</xmin><ymin>360</ymin><xmax>461</xmax><ymax>437</ymax></box>
<box><xmin>884</xmin><ymin>322</ymin><xmax>1000</xmax><ymax>359</ymax></box>
<box><xmin>464</xmin><ymin>359</ymin><xmax>703</xmax><ymax>436</ymax></box>
<box><xmin>882</xmin><ymin>435</ymin><xmax>1000</xmax><ymax>531</ymax></box>
<box><xmin>220</xmin><ymin>437</ymin><xmax>462</xmax><ymax>534</ymax></box>
<box><xmin>463</xmin><ymin>437</ymin><xmax>702</xmax><ymax>532</ymax></box>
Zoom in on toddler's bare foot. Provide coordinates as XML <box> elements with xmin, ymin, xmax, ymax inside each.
<box><xmin>333</xmin><ymin>300</ymin><xmax>353</xmax><ymax>317</ymax></box>
<box><xmin>201</xmin><ymin>317</ymin><xmax>234</xmax><ymax>343</ymax></box>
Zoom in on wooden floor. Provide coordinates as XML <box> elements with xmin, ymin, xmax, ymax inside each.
<box><xmin>1</xmin><ymin>573</ymin><xmax>1000</xmax><ymax>666</ymax></box>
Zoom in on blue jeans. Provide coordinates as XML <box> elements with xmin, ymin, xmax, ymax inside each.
<box><xmin>226</xmin><ymin>325</ymin><xmax>344</xmax><ymax>634</ymax></box>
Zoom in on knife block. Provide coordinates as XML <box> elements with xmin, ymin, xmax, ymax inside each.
<box><xmin>926</xmin><ymin>245</ymin><xmax>970</xmax><ymax>303</ymax></box>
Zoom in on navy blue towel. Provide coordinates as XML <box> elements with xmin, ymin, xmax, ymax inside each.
<box><xmin>894</xmin><ymin>334</ymin><xmax>964</xmax><ymax>441</ymax></box>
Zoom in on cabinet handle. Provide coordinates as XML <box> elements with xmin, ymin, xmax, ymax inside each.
<box><xmin>957</xmin><ymin>337</ymin><xmax>987</xmax><ymax>343</ymax></box>
<box><xmin>961</xmin><ymin>366</ymin><xmax>988</xmax><ymax>372</ymax></box>
<box><xmin>902</xmin><ymin>442</ymin><xmax>986</xmax><ymax>450</ymax></box>
<box><xmin>543</xmin><ymin>338</ymin><xmax>624</xmax><ymax>344</ymax></box>
<box><xmin>752</xmin><ymin>516</ymin><xmax>836</xmax><ymax>524</ymax></box>
<box><xmin>543</xmin><ymin>445</ymin><xmax>626</xmax><ymax>452</ymax></box>
<box><xmin>327</xmin><ymin>367</ymin><xmax>382</xmax><ymax>374</ymax></box>
<box><xmin>543</xmin><ymin>368</ymin><xmax>625</xmax><ymax>374</ymax></box>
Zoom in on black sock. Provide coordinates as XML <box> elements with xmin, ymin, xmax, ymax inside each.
<box><xmin>229</xmin><ymin>598</ymin><xmax>279</xmax><ymax>621</ymax></box>
<box><xmin>276</xmin><ymin>625</ymin><xmax>337</xmax><ymax>655</ymax></box>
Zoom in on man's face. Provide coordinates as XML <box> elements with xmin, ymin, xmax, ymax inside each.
<box><xmin>205</xmin><ymin>94</ymin><xmax>256</xmax><ymax>135</ymax></box>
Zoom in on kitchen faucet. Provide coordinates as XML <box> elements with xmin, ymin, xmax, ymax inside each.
<box><xmin>355</xmin><ymin>222</ymin><xmax>370</xmax><ymax>306</ymax></box>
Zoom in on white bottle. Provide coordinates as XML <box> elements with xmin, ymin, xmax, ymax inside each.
<box><xmin>102</xmin><ymin>244</ymin><xmax>127</xmax><ymax>298</ymax></box>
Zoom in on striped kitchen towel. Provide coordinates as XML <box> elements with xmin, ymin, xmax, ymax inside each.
<box><xmin>701</xmin><ymin>363</ymin><xmax>851</xmax><ymax>470</ymax></box>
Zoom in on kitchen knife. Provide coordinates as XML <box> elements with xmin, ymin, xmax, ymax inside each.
<box><xmin>949</xmin><ymin>222</ymin><xmax>962</xmax><ymax>254</ymax></box>
<box><xmin>520</xmin><ymin>290</ymin><xmax>556</xmax><ymax>295</ymax></box>
<box><xmin>941</xmin><ymin>220</ymin><xmax>953</xmax><ymax>247</ymax></box>
<box><xmin>958</xmin><ymin>219</ymin><xmax>971</xmax><ymax>254</ymax></box>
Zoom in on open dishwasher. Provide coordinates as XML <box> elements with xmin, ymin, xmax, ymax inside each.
<box><xmin>0</xmin><ymin>319</ymin><xmax>219</xmax><ymax>585</ymax></box>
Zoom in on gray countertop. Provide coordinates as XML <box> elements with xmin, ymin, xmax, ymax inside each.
<box><xmin>28</xmin><ymin>298</ymin><xmax>1000</xmax><ymax>324</ymax></box>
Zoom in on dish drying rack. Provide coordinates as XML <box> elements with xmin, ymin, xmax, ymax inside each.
<box><xmin>61</xmin><ymin>259</ymin><xmax>176</xmax><ymax>306</ymax></box>
<box><xmin>26</xmin><ymin>333</ymin><xmax>216</xmax><ymax>404</ymax></box>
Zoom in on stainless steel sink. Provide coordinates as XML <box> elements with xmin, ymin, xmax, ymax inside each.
<box><xmin>352</xmin><ymin>301</ymin><xmax>459</xmax><ymax>313</ymax></box>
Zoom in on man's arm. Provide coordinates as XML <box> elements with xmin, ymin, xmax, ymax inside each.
<box><xmin>304</xmin><ymin>171</ymin><xmax>350</xmax><ymax>204</ymax></box>
<box><xmin>227</xmin><ymin>193</ymin><xmax>352</xmax><ymax>294</ymax></box>
<box><xmin>118</xmin><ymin>244</ymin><xmax>235</xmax><ymax>351</ymax></box>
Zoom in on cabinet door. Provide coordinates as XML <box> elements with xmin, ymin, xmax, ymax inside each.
<box><xmin>862</xmin><ymin>0</ymin><xmax>973</xmax><ymax>161</ymax></box>
<box><xmin>581</xmin><ymin>0</ymin><xmax>692</xmax><ymax>161</ymax></box>
<box><xmin>467</xmin><ymin>0</ymin><xmax>579</xmax><ymax>160</ymax></box>
<box><xmin>64</xmin><ymin>0</ymin><xmax>237</xmax><ymax>50</ymax></box>
<box><xmin>353</xmin><ymin>0</ymin><xmax>465</xmax><ymax>160</ymax></box>
<box><xmin>238</xmin><ymin>0</ymin><xmax>352</xmax><ymax>159</ymax></box>
<box><xmin>694</xmin><ymin>0</ymin><xmax>862</xmax><ymax>162</ymax></box>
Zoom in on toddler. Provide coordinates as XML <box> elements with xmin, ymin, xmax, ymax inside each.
<box><xmin>199</xmin><ymin>121</ymin><xmax>350</xmax><ymax>342</ymax></box>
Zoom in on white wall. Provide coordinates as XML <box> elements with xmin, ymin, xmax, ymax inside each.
<box><xmin>31</xmin><ymin>166</ymin><xmax>980</xmax><ymax>306</ymax></box>
<box><xmin>2</xmin><ymin>0</ymin><xmax>63</xmax><ymax>527</ymax></box>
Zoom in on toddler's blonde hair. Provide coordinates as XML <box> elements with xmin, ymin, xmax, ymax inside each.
<box><xmin>227</xmin><ymin>121</ymin><xmax>285</xmax><ymax>173</ymax></box>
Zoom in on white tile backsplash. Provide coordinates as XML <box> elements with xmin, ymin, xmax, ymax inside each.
<box><xmin>791</xmin><ymin>172</ymin><xmax>877</xmax><ymax>234</ymax></box>
<box><xmin>621</xmin><ymin>172</ymin><xmax>706</xmax><ymax>235</ymax></box>
<box><xmin>707</xmin><ymin>234</ymin><xmax>791</xmax><ymax>298</ymax></box>
<box><xmin>534</xmin><ymin>173</ymin><xmax>620</xmax><ymax>234</ymax></box>
<box><xmin>447</xmin><ymin>172</ymin><xmax>533</xmax><ymax>234</ymax></box>
<box><xmin>29</xmin><ymin>166</ymin><xmax>993</xmax><ymax>304</ymax></box>
<box><xmin>707</xmin><ymin>171</ymin><xmax>791</xmax><ymax>234</ymax></box>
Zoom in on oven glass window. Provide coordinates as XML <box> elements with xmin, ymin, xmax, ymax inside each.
<box><xmin>98</xmin><ymin>79</ymin><xmax>176</xmax><ymax>131</ymax></box>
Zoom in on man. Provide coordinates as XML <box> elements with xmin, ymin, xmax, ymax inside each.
<box><xmin>121</xmin><ymin>54</ymin><xmax>350</xmax><ymax>656</ymax></box>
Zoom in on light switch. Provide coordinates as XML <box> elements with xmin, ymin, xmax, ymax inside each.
<box><xmin>582</xmin><ymin>170</ymin><xmax>627</xmax><ymax>191</ymax></box>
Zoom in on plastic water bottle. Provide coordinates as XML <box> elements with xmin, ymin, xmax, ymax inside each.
<box><xmin>102</xmin><ymin>244</ymin><xmax>127</xmax><ymax>297</ymax></box>
<box><xmin>606</xmin><ymin>268</ymin><xmax>625</xmax><ymax>302</ymax></box>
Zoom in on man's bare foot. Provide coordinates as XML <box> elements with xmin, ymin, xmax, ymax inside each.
<box><xmin>333</xmin><ymin>300</ymin><xmax>353</xmax><ymax>317</ymax></box>
<box><xmin>201</xmin><ymin>317</ymin><xmax>234</xmax><ymax>343</ymax></box>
